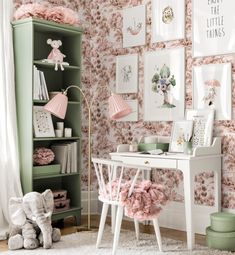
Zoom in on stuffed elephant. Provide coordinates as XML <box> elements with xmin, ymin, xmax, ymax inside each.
<box><xmin>8</xmin><ymin>189</ymin><xmax>61</xmax><ymax>250</ymax></box>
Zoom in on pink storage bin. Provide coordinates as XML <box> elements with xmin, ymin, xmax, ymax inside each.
<box><xmin>53</xmin><ymin>199</ymin><xmax>70</xmax><ymax>212</ymax></box>
<box><xmin>52</xmin><ymin>190</ymin><xmax>67</xmax><ymax>201</ymax></box>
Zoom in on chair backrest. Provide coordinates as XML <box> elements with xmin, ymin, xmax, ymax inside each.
<box><xmin>92</xmin><ymin>158</ymin><xmax>151</xmax><ymax>203</ymax></box>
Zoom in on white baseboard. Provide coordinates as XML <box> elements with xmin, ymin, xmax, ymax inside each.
<box><xmin>82</xmin><ymin>192</ymin><xmax>233</xmax><ymax>235</ymax></box>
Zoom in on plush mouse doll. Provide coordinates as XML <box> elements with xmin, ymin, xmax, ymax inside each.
<box><xmin>45</xmin><ymin>39</ymin><xmax>67</xmax><ymax>71</ymax></box>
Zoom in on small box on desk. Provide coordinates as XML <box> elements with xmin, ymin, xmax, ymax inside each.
<box><xmin>138</xmin><ymin>143</ymin><xmax>169</xmax><ymax>152</ymax></box>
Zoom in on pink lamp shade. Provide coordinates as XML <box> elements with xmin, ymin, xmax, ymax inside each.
<box><xmin>44</xmin><ymin>92</ymin><xmax>68</xmax><ymax>119</ymax></box>
<box><xmin>108</xmin><ymin>94</ymin><xmax>132</xmax><ymax>120</ymax></box>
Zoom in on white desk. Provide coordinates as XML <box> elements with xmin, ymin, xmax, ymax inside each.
<box><xmin>110</xmin><ymin>138</ymin><xmax>222</xmax><ymax>250</ymax></box>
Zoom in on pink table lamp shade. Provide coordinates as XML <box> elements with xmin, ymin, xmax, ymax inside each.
<box><xmin>44</xmin><ymin>92</ymin><xmax>68</xmax><ymax>119</ymax></box>
<box><xmin>108</xmin><ymin>94</ymin><xmax>132</xmax><ymax>120</ymax></box>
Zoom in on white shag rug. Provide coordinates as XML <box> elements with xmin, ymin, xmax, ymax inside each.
<box><xmin>2</xmin><ymin>226</ymin><xmax>233</xmax><ymax>255</ymax></box>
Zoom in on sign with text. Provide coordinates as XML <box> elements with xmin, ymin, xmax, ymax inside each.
<box><xmin>193</xmin><ymin>0</ymin><xmax>235</xmax><ymax>57</ymax></box>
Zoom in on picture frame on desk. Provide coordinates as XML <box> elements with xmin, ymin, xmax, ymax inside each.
<box><xmin>169</xmin><ymin>120</ymin><xmax>193</xmax><ymax>153</ymax></box>
<box><xmin>186</xmin><ymin>109</ymin><xmax>214</xmax><ymax>148</ymax></box>
<box><xmin>33</xmin><ymin>106</ymin><xmax>55</xmax><ymax>137</ymax></box>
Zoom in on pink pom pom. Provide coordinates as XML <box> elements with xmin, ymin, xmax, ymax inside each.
<box><xmin>14</xmin><ymin>3</ymin><xmax>47</xmax><ymax>20</ymax></box>
<box><xmin>45</xmin><ymin>6</ymin><xmax>79</xmax><ymax>25</ymax></box>
<box><xmin>14</xmin><ymin>4</ymin><xmax>79</xmax><ymax>26</ymax></box>
<box><xmin>33</xmin><ymin>147</ymin><xmax>55</xmax><ymax>166</ymax></box>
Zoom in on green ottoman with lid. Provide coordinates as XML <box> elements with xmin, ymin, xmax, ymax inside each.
<box><xmin>211</xmin><ymin>212</ymin><xmax>235</xmax><ymax>232</ymax></box>
<box><xmin>206</xmin><ymin>227</ymin><xmax>235</xmax><ymax>251</ymax></box>
<box><xmin>206</xmin><ymin>212</ymin><xmax>235</xmax><ymax>251</ymax></box>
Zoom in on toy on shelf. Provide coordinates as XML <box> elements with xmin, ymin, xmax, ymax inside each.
<box><xmin>42</xmin><ymin>39</ymin><xmax>69</xmax><ymax>71</ymax></box>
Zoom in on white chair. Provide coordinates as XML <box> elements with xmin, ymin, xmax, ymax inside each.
<box><xmin>92</xmin><ymin>158</ymin><xmax>163</xmax><ymax>255</ymax></box>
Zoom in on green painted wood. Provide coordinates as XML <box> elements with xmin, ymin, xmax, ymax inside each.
<box><xmin>33</xmin><ymin>60</ymin><xmax>80</xmax><ymax>70</ymax></box>
<box><xmin>13</xmin><ymin>18</ymin><xmax>83</xmax><ymax>225</ymax></box>
<box><xmin>33</xmin><ymin>137</ymin><xmax>80</xmax><ymax>141</ymax></box>
<box><xmin>33</xmin><ymin>172</ymin><xmax>80</xmax><ymax>180</ymax></box>
<box><xmin>13</xmin><ymin>21</ymin><xmax>34</xmax><ymax>194</ymax></box>
<box><xmin>33</xmin><ymin>100</ymin><xmax>80</xmax><ymax>105</ymax></box>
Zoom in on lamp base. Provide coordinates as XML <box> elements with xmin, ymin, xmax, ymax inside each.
<box><xmin>76</xmin><ymin>226</ymin><xmax>98</xmax><ymax>232</ymax></box>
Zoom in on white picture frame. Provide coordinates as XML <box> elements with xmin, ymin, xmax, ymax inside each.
<box><xmin>193</xmin><ymin>63</ymin><xmax>232</xmax><ymax>120</ymax></box>
<box><xmin>192</xmin><ymin>0</ymin><xmax>235</xmax><ymax>58</ymax></box>
<box><xmin>33</xmin><ymin>106</ymin><xmax>55</xmax><ymax>137</ymax></box>
<box><xmin>152</xmin><ymin>0</ymin><xmax>185</xmax><ymax>43</ymax></box>
<box><xmin>123</xmin><ymin>5</ymin><xmax>146</xmax><ymax>48</ymax></box>
<box><xmin>144</xmin><ymin>48</ymin><xmax>185</xmax><ymax>121</ymax></box>
<box><xmin>117</xmin><ymin>99</ymin><xmax>138</xmax><ymax>122</ymax></box>
<box><xmin>169</xmin><ymin>120</ymin><xmax>194</xmax><ymax>153</ymax></box>
<box><xmin>186</xmin><ymin>109</ymin><xmax>215</xmax><ymax>147</ymax></box>
<box><xmin>116</xmin><ymin>54</ymin><xmax>138</xmax><ymax>94</ymax></box>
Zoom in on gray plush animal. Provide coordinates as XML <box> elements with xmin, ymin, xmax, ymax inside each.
<box><xmin>8</xmin><ymin>189</ymin><xmax>61</xmax><ymax>250</ymax></box>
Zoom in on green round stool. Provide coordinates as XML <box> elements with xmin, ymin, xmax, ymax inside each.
<box><xmin>206</xmin><ymin>227</ymin><xmax>235</xmax><ymax>251</ymax></box>
<box><xmin>211</xmin><ymin>212</ymin><xmax>235</xmax><ymax>232</ymax></box>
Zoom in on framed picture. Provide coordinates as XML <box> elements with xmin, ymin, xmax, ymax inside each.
<box><xmin>186</xmin><ymin>109</ymin><xmax>215</xmax><ymax>147</ymax></box>
<box><xmin>152</xmin><ymin>0</ymin><xmax>185</xmax><ymax>43</ymax></box>
<box><xmin>193</xmin><ymin>63</ymin><xmax>232</xmax><ymax>120</ymax></box>
<box><xmin>193</xmin><ymin>0</ymin><xmax>235</xmax><ymax>57</ymax></box>
<box><xmin>123</xmin><ymin>5</ymin><xmax>146</xmax><ymax>48</ymax></box>
<box><xmin>144</xmin><ymin>48</ymin><xmax>185</xmax><ymax>121</ymax></box>
<box><xmin>33</xmin><ymin>106</ymin><xmax>55</xmax><ymax>137</ymax></box>
<box><xmin>169</xmin><ymin>120</ymin><xmax>194</xmax><ymax>153</ymax></box>
<box><xmin>117</xmin><ymin>100</ymin><xmax>138</xmax><ymax>122</ymax></box>
<box><xmin>116</xmin><ymin>54</ymin><xmax>138</xmax><ymax>94</ymax></box>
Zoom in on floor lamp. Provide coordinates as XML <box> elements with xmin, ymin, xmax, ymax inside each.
<box><xmin>44</xmin><ymin>89</ymin><xmax>132</xmax><ymax>230</ymax></box>
<box><xmin>44</xmin><ymin>85</ymin><xmax>91</xmax><ymax>230</ymax></box>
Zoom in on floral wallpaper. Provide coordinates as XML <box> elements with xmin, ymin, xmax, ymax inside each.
<box><xmin>14</xmin><ymin>0</ymin><xmax>235</xmax><ymax>209</ymax></box>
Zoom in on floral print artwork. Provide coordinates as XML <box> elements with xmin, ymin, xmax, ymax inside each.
<box><xmin>152</xmin><ymin>64</ymin><xmax>176</xmax><ymax>108</ymax></box>
<box><xmin>14</xmin><ymin>0</ymin><xmax>235</xmax><ymax>210</ymax></box>
<box><xmin>162</xmin><ymin>6</ymin><xmax>174</xmax><ymax>24</ymax></box>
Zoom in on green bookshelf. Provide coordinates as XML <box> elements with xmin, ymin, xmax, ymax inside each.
<box><xmin>12</xmin><ymin>18</ymin><xmax>83</xmax><ymax>225</ymax></box>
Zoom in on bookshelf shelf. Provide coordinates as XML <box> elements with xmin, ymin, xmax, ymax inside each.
<box><xmin>33</xmin><ymin>137</ymin><xmax>80</xmax><ymax>142</ymax></box>
<box><xmin>33</xmin><ymin>100</ymin><xmax>80</xmax><ymax>105</ymax></box>
<box><xmin>13</xmin><ymin>18</ymin><xmax>83</xmax><ymax>225</ymax></box>
<box><xmin>33</xmin><ymin>60</ymin><xmax>80</xmax><ymax>70</ymax></box>
<box><xmin>33</xmin><ymin>172</ymin><xmax>80</xmax><ymax>180</ymax></box>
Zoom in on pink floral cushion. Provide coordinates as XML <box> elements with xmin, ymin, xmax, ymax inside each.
<box><xmin>99</xmin><ymin>179</ymin><xmax>169</xmax><ymax>221</ymax></box>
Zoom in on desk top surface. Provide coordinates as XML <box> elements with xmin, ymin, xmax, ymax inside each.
<box><xmin>110</xmin><ymin>151</ymin><xmax>222</xmax><ymax>160</ymax></box>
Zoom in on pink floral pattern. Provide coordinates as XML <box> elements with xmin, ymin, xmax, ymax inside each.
<box><xmin>14</xmin><ymin>0</ymin><xmax>235</xmax><ymax>209</ymax></box>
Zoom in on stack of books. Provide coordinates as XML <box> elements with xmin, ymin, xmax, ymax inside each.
<box><xmin>51</xmin><ymin>142</ymin><xmax>78</xmax><ymax>174</ymax></box>
<box><xmin>33</xmin><ymin>65</ymin><xmax>49</xmax><ymax>100</ymax></box>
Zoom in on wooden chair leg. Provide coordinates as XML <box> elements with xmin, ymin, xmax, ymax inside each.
<box><xmin>96</xmin><ymin>203</ymin><xmax>109</xmax><ymax>248</ymax></box>
<box><xmin>111</xmin><ymin>205</ymin><xmax>116</xmax><ymax>234</ymax></box>
<box><xmin>112</xmin><ymin>205</ymin><xmax>123</xmax><ymax>255</ymax></box>
<box><xmin>153</xmin><ymin>218</ymin><xmax>163</xmax><ymax>252</ymax></box>
<box><xmin>134</xmin><ymin>218</ymin><xmax>140</xmax><ymax>241</ymax></box>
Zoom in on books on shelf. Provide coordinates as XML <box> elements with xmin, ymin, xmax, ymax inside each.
<box><xmin>51</xmin><ymin>141</ymin><xmax>78</xmax><ymax>174</ymax></box>
<box><xmin>33</xmin><ymin>65</ymin><xmax>49</xmax><ymax>100</ymax></box>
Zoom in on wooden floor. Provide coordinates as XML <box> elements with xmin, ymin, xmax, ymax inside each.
<box><xmin>0</xmin><ymin>215</ymin><xmax>206</xmax><ymax>251</ymax></box>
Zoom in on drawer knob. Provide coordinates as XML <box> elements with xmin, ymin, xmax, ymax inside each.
<box><xmin>144</xmin><ymin>161</ymin><xmax>149</xmax><ymax>164</ymax></box>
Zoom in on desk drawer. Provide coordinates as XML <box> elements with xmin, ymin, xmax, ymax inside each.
<box><xmin>111</xmin><ymin>156</ymin><xmax>177</xmax><ymax>169</ymax></box>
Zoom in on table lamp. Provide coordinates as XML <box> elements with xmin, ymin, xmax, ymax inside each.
<box><xmin>44</xmin><ymin>85</ymin><xmax>92</xmax><ymax>230</ymax></box>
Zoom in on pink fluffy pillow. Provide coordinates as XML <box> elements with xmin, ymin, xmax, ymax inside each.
<box><xmin>14</xmin><ymin>3</ymin><xmax>79</xmax><ymax>26</ymax></box>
